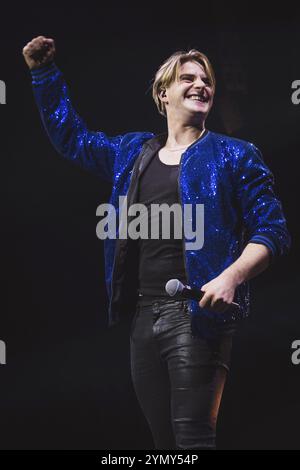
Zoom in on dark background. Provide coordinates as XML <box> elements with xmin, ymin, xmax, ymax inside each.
<box><xmin>0</xmin><ymin>4</ymin><xmax>299</xmax><ymax>450</ymax></box>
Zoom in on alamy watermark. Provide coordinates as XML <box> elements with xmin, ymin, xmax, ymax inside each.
<box><xmin>0</xmin><ymin>80</ymin><xmax>6</xmax><ymax>104</ymax></box>
<box><xmin>96</xmin><ymin>196</ymin><xmax>205</xmax><ymax>250</ymax></box>
<box><xmin>291</xmin><ymin>80</ymin><xmax>300</xmax><ymax>104</ymax></box>
<box><xmin>0</xmin><ymin>340</ymin><xmax>6</xmax><ymax>365</ymax></box>
<box><xmin>291</xmin><ymin>340</ymin><xmax>300</xmax><ymax>365</ymax></box>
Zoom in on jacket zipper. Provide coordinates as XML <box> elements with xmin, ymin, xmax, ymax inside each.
<box><xmin>177</xmin><ymin>151</ymin><xmax>190</xmax><ymax>299</ymax></box>
<box><xmin>177</xmin><ymin>132</ymin><xmax>208</xmax><ymax>293</ymax></box>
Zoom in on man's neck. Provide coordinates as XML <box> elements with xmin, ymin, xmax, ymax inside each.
<box><xmin>164</xmin><ymin>116</ymin><xmax>206</xmax><ymax>149</ymax></box>
<box><xmin>165</xmin><ymin>123</ymin><xmax>206</xmax><ymax>149</ymax></box>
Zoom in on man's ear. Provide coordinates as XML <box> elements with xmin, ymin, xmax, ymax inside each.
<box><xmin>159</xmin><ymin>88</ymin><xmax>167</xmax><ymax>101</ymax></box>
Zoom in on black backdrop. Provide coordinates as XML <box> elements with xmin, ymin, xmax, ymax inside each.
<box><xmin>0</xmin><ymin>4</ymin><xmax>299</xmax><ymax>450</ymax></box>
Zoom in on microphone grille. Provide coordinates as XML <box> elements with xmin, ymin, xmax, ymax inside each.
<box><xmin>165</xmin><ymin>279</ymin><xmax>183</xmax><ymax>297</ymax></box>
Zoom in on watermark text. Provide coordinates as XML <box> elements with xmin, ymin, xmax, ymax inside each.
<box><xmin>0</xmin><ymin>340</ymin><xmax>6</xmax><ymax>365</ymax></box>
<box><xmin>96</xmin><ymin>197</ymin><xmax>205</xmax><ymax>250</ymax></box>
<box><xmin>291</xmin><ymin>80</ymin><xmax>300</xmax><ymax>104</ymax></box>
<box><xmin>0</xmin><ymin>80</ymin><xmax>6</xmax><ymax>104</ymax></box>
<box><xmin>291</xmin><ymin>340</ymin><xmax>300</xmax><ymax>365</ymax></box>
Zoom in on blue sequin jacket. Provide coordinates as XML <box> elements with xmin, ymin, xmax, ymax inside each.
<box><xmin>30</xmin><ymin>62</ymin><xmax>291</xmax><ymax>336</ymax></box>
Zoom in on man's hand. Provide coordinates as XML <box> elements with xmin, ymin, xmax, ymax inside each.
<box><xmin>199</xmin><ymin>272</ymin><xmax>239</xmax><ymax>313</ymax></box>
<box><xmin>22</xmin><ymin>36</ymin><xmax>56</xmax><ymax>70</ymax></box>
<box><xmin>199</xmin><ymin>243</ymin><xmax>271</xmax><ymax>313</ymax></box>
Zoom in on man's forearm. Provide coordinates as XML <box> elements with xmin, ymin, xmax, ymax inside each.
<box><xmin>221</xmin><ymin>242</ymin><xmax>271</xmax><ymax>286</ymax></box>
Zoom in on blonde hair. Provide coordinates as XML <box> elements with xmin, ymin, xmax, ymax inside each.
<box><xmin>152</xmin><ymin>49</ymin><xmax>216</xmax><ymax>117</ymax></box>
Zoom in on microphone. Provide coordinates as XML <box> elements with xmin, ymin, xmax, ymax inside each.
<box><xmin>165</xmin><ymin>279</ymin><xmax>240</xmax><ymax>308</ymax></box>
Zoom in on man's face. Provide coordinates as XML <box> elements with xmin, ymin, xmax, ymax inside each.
<box><xmin>160</xmin><ymin>60</ymin><xmax>214</xmax><ymax>121</ymax></box>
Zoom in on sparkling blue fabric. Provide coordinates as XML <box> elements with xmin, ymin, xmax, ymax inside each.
<box><xmin>31</xmin><ymin>62</ymin><xmax>291</xmax><ymax>336</ymax></box>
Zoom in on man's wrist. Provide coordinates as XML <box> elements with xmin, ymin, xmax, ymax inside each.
<box><xmin>30</xmin><ymin>61</ymin><xmax>59</xmax><ymax>85</ymax></box>
<box><xmin>219</xmin><ymin>265</ymin><xmax>245</xmax><ymax>287</ymax></box>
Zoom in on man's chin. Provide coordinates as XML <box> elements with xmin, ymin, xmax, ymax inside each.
<box><xmin>184</xmin><ymin>101</ymin><xmax>210</xmax><ymax>113</ymax></box>
<box><xmin>185</xmin><ymin>105</ymin><xmax>208</xmax><ymax>118</ymax></box>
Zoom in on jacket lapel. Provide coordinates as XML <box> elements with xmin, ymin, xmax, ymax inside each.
<box><xmin>136</xmin><ymin>132</ymin><xmax>167</xmax><ymax>178</ymax></box>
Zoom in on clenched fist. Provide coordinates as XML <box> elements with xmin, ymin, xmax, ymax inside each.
<box><xmin>22</xmin><ymin>36</ymin><xmax>56</xmax><ymax>70</ymax></box>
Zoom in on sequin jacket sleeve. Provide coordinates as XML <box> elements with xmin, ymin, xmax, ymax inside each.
<box><xmin>233</xmin><ymin>142</ymin><xmax>291</xmax><ymax>260</ymax></box>
<box><xmin>30</xmin><ymin>62</ymin><xmax>122</xmax><ymax>181</ymax></box>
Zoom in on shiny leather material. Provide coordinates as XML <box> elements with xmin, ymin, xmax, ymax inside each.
<box><xmin>130</xmin><ymin>298</ymin><xmax>235</xmax><ymax>449</ymax></box>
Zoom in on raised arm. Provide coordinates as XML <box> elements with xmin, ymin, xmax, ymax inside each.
<box><xmin>22</xmin><ymin>36</ymin><xmax>122</xmax><ymax>182</ymax></box>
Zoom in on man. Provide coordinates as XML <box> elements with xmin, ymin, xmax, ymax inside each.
<box><xmin>23</xmin><ymin>36</ymin><xmax>290</xmax><ymax>450</ymax></box>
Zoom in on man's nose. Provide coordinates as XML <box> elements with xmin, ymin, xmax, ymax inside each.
<box><xmin>194</xmin><ymin>78</ymin><xmax>206</xmax><ymax>88</ymax></box>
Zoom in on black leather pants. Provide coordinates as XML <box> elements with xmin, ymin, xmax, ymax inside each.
<box><xmin>130</xmin><ymin>297</ymin><xmax>235</xmax><ymax>450</ymax></box>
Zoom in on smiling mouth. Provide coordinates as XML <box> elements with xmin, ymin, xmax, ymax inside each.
<box><xmin>186</xmin><ymin>94</ymin><xmax>209</xmax><ymax>103</ymax></box>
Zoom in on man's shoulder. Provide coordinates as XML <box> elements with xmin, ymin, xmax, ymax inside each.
<box><xmin>208</xmin><ymin>131</ymin><xmax>265</xmax><ymax>173</ymax></box>
<box><xmin>209</xmin><ymin>130</ymin><xmax>257</xmax><ymax>153</ymax></box>
<box><xmin>119</xmin><ymin>131</ymin><xmax>155</xmax><ymax>148</ymax></box>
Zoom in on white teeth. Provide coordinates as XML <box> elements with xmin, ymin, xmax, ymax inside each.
<box><xmin>187</xmin><ymin>95</ymin><xmax>206</xmax><ymax>102</ymax></box>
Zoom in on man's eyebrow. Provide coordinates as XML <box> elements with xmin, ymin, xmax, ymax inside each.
<box><xmin>179</xmin><ymin>73</ymin><xmax>208</xmax><ymax>79</ymax></box>
<box><xmin>179</xmin><ymin>73</ymin><xmax>194</xmax><ymax>79</ymax></box>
